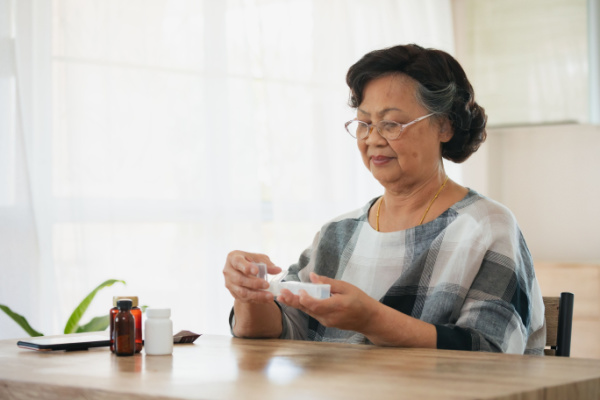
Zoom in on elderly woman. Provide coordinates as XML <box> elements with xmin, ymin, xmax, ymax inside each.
<box><xmin>223</xmin><ymin>44</ymin><xmax>545</xmax><ymax>354</ymax></box>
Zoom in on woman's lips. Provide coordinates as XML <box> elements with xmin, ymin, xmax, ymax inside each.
<box><xmin>370</xmin><ymin>155</ymin><xmax>394</xmax><ymax>166</ymax></box>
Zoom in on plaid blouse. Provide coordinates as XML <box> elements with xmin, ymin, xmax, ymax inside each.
<box><xmin>275</xmin><ymin>190</ymin><xmax>545</xmax><ymax>354</ymax></box>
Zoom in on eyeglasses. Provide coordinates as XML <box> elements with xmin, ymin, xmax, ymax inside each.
<box><xmin>344</xmin><ymin>113</ymin><xmax>435</xmax><ymax>141</ymax></box>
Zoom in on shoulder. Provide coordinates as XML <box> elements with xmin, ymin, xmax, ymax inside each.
<box><xmin>447</xmin><ymin>189</ymin><xmax>530</xmax><ymax>259</ymax></box>
<box><xmin>451</xmin><ymin>189</ymin><xmax>521</xmax><ymax>233</ymax></box>
<box><xmin>453</xmin><ymin>190</ymin><xmax>517</xmax><ymax>220</ymax></box>
<box><xmin>308</xmin><ymin>198</ymin><xmax>376</xmax><ymax>246</ymax></box>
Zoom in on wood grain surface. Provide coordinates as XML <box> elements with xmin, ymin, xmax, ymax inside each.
<box><xmin>1</xmin><ymin>333</ymin><xmax>600</xmax><ymax>399</ymax></box>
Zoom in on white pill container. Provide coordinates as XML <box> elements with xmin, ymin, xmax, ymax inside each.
<box><xmin>255</xmin><ymin>262</ymin><xmax>331</xmax><ymax>300</ymax></box>
<box><xmin>144</xmin><ymin>308</ymin><xmax>173</xmax><ymax>355</ymax></box>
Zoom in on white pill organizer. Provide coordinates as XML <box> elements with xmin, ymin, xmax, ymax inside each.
<box><xmin>254</xmin><ymin>262</ymin><xmax>331</xmax><ymax>300</ymax></box>
<box><xmin>268</xmin><ymin>281</ymin><xmax>331</xmax><ymax>300</ymax></box>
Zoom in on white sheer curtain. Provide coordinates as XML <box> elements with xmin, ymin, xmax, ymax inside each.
<box><xmin>0</xmin><ymin>0</ymin><xmax>42</xmax><ymax>339</ymax></box>
<box><xmin>0</xmin><ymin>0</ymin><xmax>454</xmax><ymax>339</ymax></box>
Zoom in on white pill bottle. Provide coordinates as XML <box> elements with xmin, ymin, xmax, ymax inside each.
<box><xmin>144</xmin><ymin>308</ymin><xmax>173</xmax><ymax>355</ymax></box>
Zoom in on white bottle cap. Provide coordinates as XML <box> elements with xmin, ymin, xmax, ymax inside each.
<box><xmin>146</xmin><ymin>308</ymin><xmax>171</xmax><ymax>318</ymax></box>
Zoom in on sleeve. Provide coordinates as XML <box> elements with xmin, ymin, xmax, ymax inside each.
<box><xmin>228</xmin><ymin>301</ymin><xmax>310</xmax><ymax>340</ymax></box>
<box><xmin>434</xmin><ymin>217</ymin><xmax>546</xmax><ymax>354</ymax></box>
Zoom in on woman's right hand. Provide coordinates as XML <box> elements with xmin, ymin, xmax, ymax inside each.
<box><xmin>223</xmin><ymin>251</ymin><xmax>282</xmax><ymax>303</ymax></box>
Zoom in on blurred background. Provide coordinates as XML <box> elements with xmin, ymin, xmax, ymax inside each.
<box><xmin>1</xmin><ymin>0</ymin><xmax>598</xmax><ymax>357</ymax></box>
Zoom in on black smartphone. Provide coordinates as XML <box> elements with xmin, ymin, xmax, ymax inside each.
<box><xmin>17</xmin><ymin>334</ymin><xmax>110</xmax><ymax>351</ymax></box>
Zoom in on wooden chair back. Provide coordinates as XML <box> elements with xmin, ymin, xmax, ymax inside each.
<box><xmin>543</xmin><ymin>292</ymin><xmax>574</xmax><ymax>357</ymax></box>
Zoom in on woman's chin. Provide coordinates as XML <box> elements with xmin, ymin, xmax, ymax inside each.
<box><xmin>370</xmin><ymin>163</ymin><xmax>396</xmax><ymax>175</ymax></box>
<box><xmin>370</xmin><ymin>172</ymin><xmax>396</xmax><ymax>187</ymax></box>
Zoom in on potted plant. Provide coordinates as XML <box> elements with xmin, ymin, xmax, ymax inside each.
<box><xmin>0</xmin><ymin>279</ymin><xmax>126</xmax><ymax>337</ymax></box>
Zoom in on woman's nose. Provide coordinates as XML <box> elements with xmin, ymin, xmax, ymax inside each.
<box><xmin>365</xmin><ymin>125</ymin><xmax>387</xmax><ymax>145</ymax></box>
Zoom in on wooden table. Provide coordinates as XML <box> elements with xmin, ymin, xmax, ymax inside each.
<box><xmin>1</xmin><ymin>334</ymin><xmax>600</xmax><ymax>399</ymax></box>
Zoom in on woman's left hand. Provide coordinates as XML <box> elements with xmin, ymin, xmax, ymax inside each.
<box><xmin>277</xmin><ymin>272</ymin><xmax>381</xmax><ymax>333</ymax></box>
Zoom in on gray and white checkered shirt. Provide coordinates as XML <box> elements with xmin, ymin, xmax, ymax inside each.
<box><xmin>275</xmin><ymin>190</ymin><xmax>545</xmax><ymax>354</ymax></box>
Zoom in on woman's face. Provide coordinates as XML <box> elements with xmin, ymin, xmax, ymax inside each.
<box><xmin>356</xmin><ymin>74</ymin><xmax>451</xmax><ymax>190</ymax></box>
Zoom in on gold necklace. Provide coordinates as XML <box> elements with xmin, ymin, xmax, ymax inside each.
<box><xmin>376</xmin><ymin>176</ymin><xmax>449</xmax><ymax>232</ymax></box>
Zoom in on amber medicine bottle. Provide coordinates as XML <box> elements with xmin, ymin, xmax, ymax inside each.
<box><xmin>110</xmin><ymin>296</ymin><xmax>143</xmax><ymax>353</ymax></box>
<box><xmin>114</xmin><ymin>299</ymin><xmax>135</xmax><ymax>356</ymax></box>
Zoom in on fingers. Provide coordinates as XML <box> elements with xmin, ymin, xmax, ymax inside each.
<box><xmin>277</xmin><ymin>286</ymin><xmax>355</xmax><ymax>329</ymax></box>
<box><xmin>224</xmin><ymin>250</ymin><xmax>280</xmax><ymax>304</ymax></box>
<box><xmin>277</xmin><ymin>289</ymin><xmax>302</xmax><ymax>309</ymax></box>
<box><xmin>278</xmin><ymin>289</ymin><xmax>327</xmax><ymax>315</ymax></box>
<box><xmin>277</xmin><ymin>276</ymin><xmax>372</xmax><ymax>331</ymax></box>
<box><xmin>297</xmin><ymin>289</ymin><xmax>322</xmax><ymax>311</ymax></box>
<box><xmin>228</xmin><ymin>252</ymin><xmax>259</xmax><ymax>275</ymax></box>
<box><xmin>231</xmin><ymin>285</ymin><xmax>275</xmax><ymax>303</ymax></box>
<box><xmin>267</xmin><ymin>264</ymin><xmax>283</xmax><ymax>275</ymax></box>
<box><xmin>309</xmin><ymin>272</ymin><xmax>326</xmax><ymax>283</ymax></box>
<box><xmin>225</xmin><ymin>274</ymin><xmax>274</xmax><ymax>304</ymax></box>
<box><xmin>310</xmin><ymin>272</ymin><xmax>345</xmax><ymax>294</ymax></box>
<box><xmin>230</xmin><ymin>271</ymin><xmax>269</xmax><ymax>290</ymax></box>
<box><xmin>228</xmin><ymin>251</ymin><xmax>281</xmax><ymax>276</ymax></box>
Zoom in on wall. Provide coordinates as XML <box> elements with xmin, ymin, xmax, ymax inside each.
<box><xmin>452</xmin><ymin>0</ymin><xmax>588</xmax><ymax>126</ymax></box>
<box><xmin>463</xmin><ymin>123</ymin><xmax>600</xmax><ymax>262</ymax></box>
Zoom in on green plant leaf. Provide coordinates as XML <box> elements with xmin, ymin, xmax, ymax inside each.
<box><xmin>76</xmin><ymin>315</ymin><xmax>110</xmax><ymax>333</ymax></box>
<box><xmin>0</xmin><ymin>304</ymin><xmax>44</xmax><ymax>337</ymax></box>
<box><xmin>64</xmin><ymin>279</ymin><xmax>126</xmax><ymax>334</ymax></box>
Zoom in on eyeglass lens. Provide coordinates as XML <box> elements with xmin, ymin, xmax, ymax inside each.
<box><xmin>347</xmin><ymin>121</ymin><xmax>403</xmax><ymax>139</ymax></box>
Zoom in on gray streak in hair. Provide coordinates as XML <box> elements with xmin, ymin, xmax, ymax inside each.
<box><xmin>415</xmin><ymin>82</ymin><xmax>457</xmax><ymax>119</ymax></box>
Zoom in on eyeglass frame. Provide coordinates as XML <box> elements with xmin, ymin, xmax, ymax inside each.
<box><xmin>344</xmin><ymin>113</ymin><xmax>436</xmax><ymax>141</ymax></box>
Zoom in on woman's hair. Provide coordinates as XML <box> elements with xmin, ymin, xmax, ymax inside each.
<box><xmin>346</xmin><ymin>44</ymin><xmax>487</xmax><ymax>163</ymax></box>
